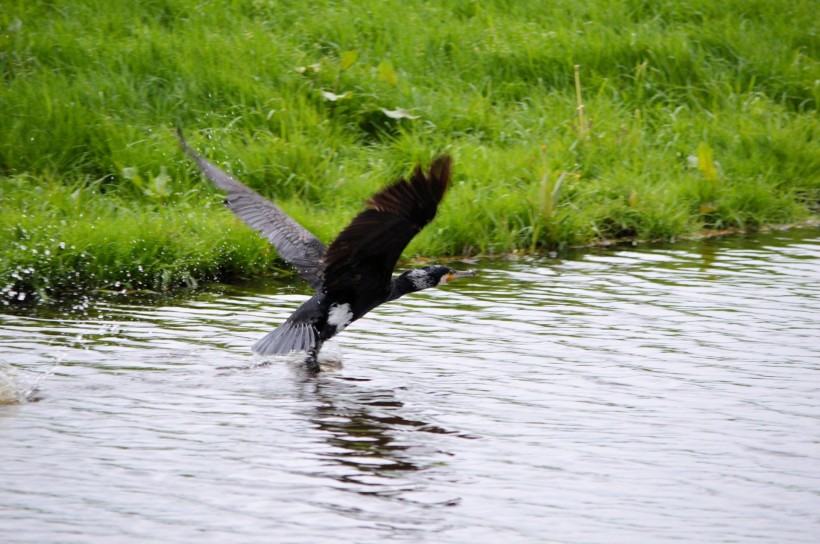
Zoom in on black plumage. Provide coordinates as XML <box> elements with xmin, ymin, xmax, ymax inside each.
<box><xmin>178</xmin><ymin>128</ymin><xmax>475</xmax><ymax>371</ymax></box>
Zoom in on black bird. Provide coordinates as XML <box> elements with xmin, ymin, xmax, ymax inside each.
<box><xmin>178</xmin><ymin>128</ymin><xmax>475</xmax><ymax>372</ymax></box>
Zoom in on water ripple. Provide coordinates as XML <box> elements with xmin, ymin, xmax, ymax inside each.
<box><xmin>1</xmin><ymin>228</ymin><xmax>819</xmax><ymax>543</ymax></box>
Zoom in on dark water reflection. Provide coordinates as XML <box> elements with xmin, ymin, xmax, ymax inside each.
<box><xmin>1</xmin><ymin>227</ymin><xmax>819</xmax><ymax>543</ymax></box>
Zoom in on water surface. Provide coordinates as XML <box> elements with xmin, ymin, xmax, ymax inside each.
<box><xmin>2</xmin><ymin>228</ymin><xmax>819</xmax><ymax>543</ymax></box>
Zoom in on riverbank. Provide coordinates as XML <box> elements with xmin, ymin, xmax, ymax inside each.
<box><xmin>2</xmin><ymin>0</ymin><xmax>817</xmax><ymax>302</ymax></box>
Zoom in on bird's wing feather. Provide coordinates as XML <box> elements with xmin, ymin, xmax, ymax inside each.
<box><xmin>322</xmin><ymin>156</ymin><xmax>452</xmax><ymax>299</ymax></box>
<box><xmin>177</xmin><ymin>128</ymin><xmax>326</xmax><ymax>290</ymax></box>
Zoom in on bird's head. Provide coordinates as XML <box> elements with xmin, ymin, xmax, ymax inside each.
<box><xmin>401</xmin><ymin>265</ymin><xmax>476</xmax><ymax>291</ymax></box>
<box><xmin>432</xmin><ymin>265</ymin><xmax>477</xmax><ymax>286</ymax></box>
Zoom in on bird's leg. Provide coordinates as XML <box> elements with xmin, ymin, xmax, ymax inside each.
<box><xmin>304</xmin><ymin>346</ymin><xmax>321</xmax><ymax>373</ymax></box>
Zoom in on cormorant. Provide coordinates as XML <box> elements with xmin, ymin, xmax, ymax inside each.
<box><xmin>178</xmin><ymin>128</ymin><xmax>475</xmax><ymax>372</ymax></box>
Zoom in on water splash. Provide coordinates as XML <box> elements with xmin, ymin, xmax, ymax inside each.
<box><xmin>0</xmin><ymin>361</ymin><xmax>23</xmax><ymax>404</ymax></box>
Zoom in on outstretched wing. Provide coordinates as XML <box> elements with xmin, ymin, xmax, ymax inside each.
<box><xmin>322</xmin><ymin>156</ymin><xmax>452</xmax><ymax>301</ymax></box>
<box><xmin>177</xmin><ymin>128</ymin><xmax>326</xmax><ymax>290</ymax></box>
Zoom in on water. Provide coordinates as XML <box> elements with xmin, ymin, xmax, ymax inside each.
<box><xmin>1</xmin><ymin>228</ymin><xmax>819</xmax><ymax>543</ymax></box>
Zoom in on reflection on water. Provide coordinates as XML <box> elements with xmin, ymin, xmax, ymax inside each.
<box><xmin>1</xmin><ymin>227</ymin><xmax>819</xmax><ymax>543</ymax></box>
<box><xmin>305</xmin><ymin>376</ymin><xmax>466</xmax><ymax>476</ymax></box>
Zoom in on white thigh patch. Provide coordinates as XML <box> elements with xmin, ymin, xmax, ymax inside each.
<box><xmin>327</xmin><ymin>303</ymin><xmax>353</xmax><ymax>331</ymax></box>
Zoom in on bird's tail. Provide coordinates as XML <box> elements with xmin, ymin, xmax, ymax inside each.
<box><xmin>252</xmin><ymin>321</ymin><xmax>319</xmax><ymax>356</ymax></box>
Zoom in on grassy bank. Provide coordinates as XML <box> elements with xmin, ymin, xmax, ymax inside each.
<box><xmin>2</xmin><ymin>0</ymin><xmax>818</xmax><ymax>302</ymax></box>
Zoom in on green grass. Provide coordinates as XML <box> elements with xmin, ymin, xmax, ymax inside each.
<box><xmin>1</xmin><ymin>0</ymin><xmax>818</xmax><ymax>302</ymax></box>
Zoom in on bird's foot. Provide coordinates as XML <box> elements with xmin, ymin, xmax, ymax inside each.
<box><xmin>305</xmin><ymin>350</ymin><xmax>321</xmax><ymax>373</ymax></box>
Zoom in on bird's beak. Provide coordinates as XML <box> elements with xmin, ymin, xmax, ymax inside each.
<box><xmin>446</xmin><ymin>270</ymin><xmax>477</xmax><ymax>282</ymax></box>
